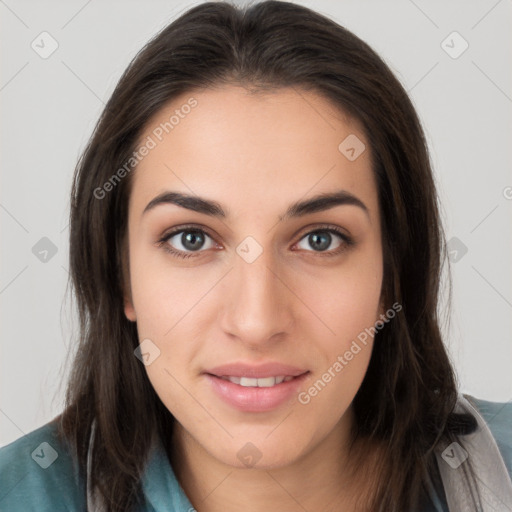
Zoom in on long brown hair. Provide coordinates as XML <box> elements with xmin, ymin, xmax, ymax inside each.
<box><xmin>57</xmin><ymin>1</ymin><xmax>476</xmax><ymax>510</ymax></box>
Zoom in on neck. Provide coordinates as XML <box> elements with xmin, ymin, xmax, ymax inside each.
<box><xmin>168</xmin><ymin>408</ymin><xmax>379</xmax><ymax>512</ymax></box>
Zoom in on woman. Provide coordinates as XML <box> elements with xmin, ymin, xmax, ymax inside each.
<box><xmin>1</xmin><ymin>1</ymin><xmax>511</xmax><ymax>511</ymax></box>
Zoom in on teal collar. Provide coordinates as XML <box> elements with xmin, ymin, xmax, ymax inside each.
<box><xmin>86</xmin><ymin>424</ymin><xmax>195</xmax><ymax>511</ymax></box>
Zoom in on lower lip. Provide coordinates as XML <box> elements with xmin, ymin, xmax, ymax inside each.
<box><xmin>204</xmin><ymin>373</ymin><xmax>310</xmax><ymax>412</ymax></box>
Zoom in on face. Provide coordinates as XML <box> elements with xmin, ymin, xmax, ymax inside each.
<box><xmin>123</xmin><ymin>85</ymin><xmax>384</xmax><ymax>469</ymax></box>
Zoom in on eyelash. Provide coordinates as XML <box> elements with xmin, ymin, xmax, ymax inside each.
<box><xmin>156</xmin><ymin>224</ymin><xmax>355</xmax><ymax>260</ymax></box>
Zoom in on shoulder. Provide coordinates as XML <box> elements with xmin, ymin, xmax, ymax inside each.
<box><xmin>465</xmin><ymin>394</ymin><xmax>512</xmax><ymax>475</ymax></box>
<box><xmin>0</xmin><ymin>418</ymin><xmax>86</xmax><ymax>511</ymax></box>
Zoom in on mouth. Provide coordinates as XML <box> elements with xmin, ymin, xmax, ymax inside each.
<box><xmin>204</xmin><ymin>371</ymin><xmax>311</xmax><ymax>412</ymax></box>
<box><xmin>209</xmin><ymin>374</ymin><xmax>305</xmax><ymax>387</ymax></box>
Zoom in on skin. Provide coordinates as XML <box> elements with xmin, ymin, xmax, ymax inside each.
<box><xmin>123</xmin><ymin>85</ymin><xmax>385</xmax><ymax>511</ymax></box>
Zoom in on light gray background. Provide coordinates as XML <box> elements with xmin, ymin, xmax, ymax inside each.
<box><xmin>1</xmin><ymin>0</ymin><xmax>511</xmax><ymax>447</ymax></box>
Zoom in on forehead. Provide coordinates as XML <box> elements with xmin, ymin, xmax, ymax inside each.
<box><xmin>129</xmin><ymin>85</ymin><xmax>378</xmax><ymax>221</ymax></box>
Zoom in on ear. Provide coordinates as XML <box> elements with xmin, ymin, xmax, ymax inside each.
<box><xmin>124</xmin><ymin>293</ymin><xmax>137</xmax><ymax>322</ymax></box>
<box><xmin>120</xmin><ymin>235</ymin><xmax>137</xmax><ymax>322</ymax></box>
<box><xmin>376</xmin><ymin>295</ymin><xmax>386</xmax><ymax>322</ymax></box>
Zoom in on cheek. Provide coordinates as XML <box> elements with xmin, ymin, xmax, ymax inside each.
<box><xmin>127</xmin><ymin>246</ymin><xmax>201</xmax><ymax>398</ymax></box>
<box><xmin>128</xmin><ymin>241</ymin><xmax>206</xmax><ymax>335</ymax></box>
<box><xmin>297</xmin><ymin>271</ymin><xmax>380</xmax><ymax>415</ymax></box>
<box><xmin>298</xmin><ymin>252</ymin><xmax>382</xmax><ymax>347</ymax></box>
<box><xmin>292</xmin><ymin>251</ymin><xmax>382</xmax><ymax>408</ymax></box>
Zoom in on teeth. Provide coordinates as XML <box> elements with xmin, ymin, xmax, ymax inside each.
<box><xmin>220</xmin><ymin>375</ymin><xmax>295</xmax><ymax>387</ymax></box>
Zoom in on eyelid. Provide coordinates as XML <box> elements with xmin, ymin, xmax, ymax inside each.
<box><xmin>159</xmin><ymin>224</ymin><xmax>219</xmax><ymax>245</ymax></box>
<box><xmin>294</xmin><ymin>223</ymin><xmax>351</xmax><ymax>240</ymax></box>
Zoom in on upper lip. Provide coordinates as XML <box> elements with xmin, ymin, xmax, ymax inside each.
<box><xmin>205</xmin><ymin>362</ymin><xmax>309</xmax><ymax>379</ymax></box>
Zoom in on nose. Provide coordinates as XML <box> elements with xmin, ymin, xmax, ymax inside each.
<box><xmin>218</xmin><ymin>243</ymin><xmax>296</xmax><ymax>349</ymax></box>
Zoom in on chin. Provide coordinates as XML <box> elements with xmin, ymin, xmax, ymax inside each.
<box><xmin>207</xmin><ymin>436</ymin><xmax>305</xmax><ymax>470</ymax></box>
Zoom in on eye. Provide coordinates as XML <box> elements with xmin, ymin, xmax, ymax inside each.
<box><xmin>294</xmin><ymin>226</ymin><xmax>353</xmax><ymax>256</ymax></box>
<box><xmin>158</xmin><ymin>226</ymin><xmax>217</xmax><ymax>259</ymax></box>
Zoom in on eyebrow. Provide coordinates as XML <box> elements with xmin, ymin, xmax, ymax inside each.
<box><xmin>142</xmin><ymin>190</ymin><xmax>370</xmax><ymax>221</ymax></box>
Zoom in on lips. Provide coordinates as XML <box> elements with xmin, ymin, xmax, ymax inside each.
<box><xmin>205</xmin><ymin>362</ymin><xmax>309</xmax><ymax>379</ymax></box>
<box><xmin>203</xmin><ymin>362</ymin><xmax>310</xmax><ymax>412</ymax></box>
<box><xmin>205</xmin><ymin>371</ymin><xmax>310</xmax><ymax>412</ymax></box>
